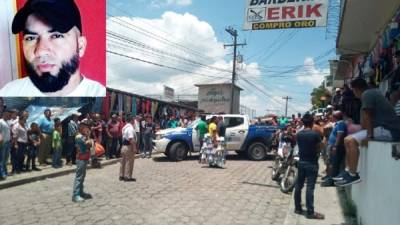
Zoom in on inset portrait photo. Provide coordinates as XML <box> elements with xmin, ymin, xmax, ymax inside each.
<box><xmin>0</xmin><ymin>0</ymin><xmax>106</xmax><ymax>97</ymax></box>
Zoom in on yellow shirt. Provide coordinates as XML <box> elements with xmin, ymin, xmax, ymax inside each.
<box><xmin>208</xmin><ymin>122</ymin><xmax>217</xmax><ymax>136</ymax></box>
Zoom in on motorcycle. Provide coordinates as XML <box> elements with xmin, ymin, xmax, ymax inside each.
<box><xmin>271</xmin><ymin>131</ymin><xmax>298</xmax><ymax>193</ymax></box>
<box><xmin>200</xmin><ymin>135</ymin><xmax>226</xmax><ymax>168</ymax></box>
<box><xmin>279</xmin><ymin>145</ymin><xmax>299</xmax><ymax>193</ymax></box>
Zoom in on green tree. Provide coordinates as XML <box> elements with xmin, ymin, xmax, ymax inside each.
<box><xmin>310</xmin><ymin>82</ymin><xmax>331</xmax><ymax>109</ymax></box>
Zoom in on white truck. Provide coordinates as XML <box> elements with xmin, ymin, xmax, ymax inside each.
<box><xmin>153</xmin><ymin>114</ymin><xmax>278</xmax><ymax>161</ymax></box>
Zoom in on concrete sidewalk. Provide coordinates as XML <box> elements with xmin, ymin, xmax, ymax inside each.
<box><xmin>283</xmin><ymin>172</ymin><xmax>357</xmax><ymax>225</ymax></box>
<box><xmin>0</xmin><ymin>152</ymin><xmax>162</xmax><ymax>190</ymax></box>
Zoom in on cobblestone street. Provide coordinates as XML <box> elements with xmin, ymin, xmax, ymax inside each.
<box><xmin>0</xmin><ymin>153</ymin><xmax>291</xmax><ymax>225</ymax></box>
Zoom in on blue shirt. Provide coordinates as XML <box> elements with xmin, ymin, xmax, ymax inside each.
<box><xmin>328</xmin><ymin>120</ymin><xmax>347</xmax><ymax>146</ymax></box>
<box><xmin>38</xmin><ymin>116</ymin><xmax>54</xmax><ymax>134</ymax></box>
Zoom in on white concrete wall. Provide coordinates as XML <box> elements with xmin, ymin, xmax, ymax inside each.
<box><xmin>351</xmin><ymin>141</ymin><xmax>400</xmax><ymax>225</ymax></box>
<box><xmin>197</xmin><ymin>84</ymin><xmax>241</xmax><ymax>114</ymax></box>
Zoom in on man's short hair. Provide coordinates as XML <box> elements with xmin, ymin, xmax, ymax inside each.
<box><xmin>125</xmin><ymin>115</ymin><xmax>134</xmax><ymax>123</ymax></box>
<box><xmin>302</xmin><ymin>113</ymin><xmax>314</xmax><ymax>128</ymax></box>
<box><xmin>4</xmin><ymin>108</ymin><xmax>14</xmax><ymax>113</ymax></box>
<box><xmin>350</xmin><ymin>78</ymin><xmax>368</xmax><ymax>90</ymax></box>
<box><xmin>12</xmin><ymin>0</ymin><xmax>82</xmax><ymax>34</ymax></box>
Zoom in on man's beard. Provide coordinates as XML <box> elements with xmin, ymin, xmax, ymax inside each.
<box><xmin>26</xmin><ymin>54</ymin><xmax>79</xmax><ymax>93</ymax></box>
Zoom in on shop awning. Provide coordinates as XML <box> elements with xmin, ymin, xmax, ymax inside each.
<box><xmin>337</xmin><ymin>0</ymin><xmax>400</xmax><ymax>55</ymax></box>
<box><xmin>26</xmin><ymin>105</ymin><xmax>84</xmax><ymax>125</ymax></box>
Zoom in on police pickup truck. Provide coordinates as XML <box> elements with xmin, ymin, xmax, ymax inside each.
<box><xmin>153</xmin><ymin>114</ymin><xmax>277</xmax><ymax>161</ymax></box>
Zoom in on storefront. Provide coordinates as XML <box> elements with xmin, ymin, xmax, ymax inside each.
<box><xmin>334</xmin><ymin>2</ymin><xmax>400</xmax><ymax>123</ymax></box>
<box><xmin>105</xmin><ymin>88</ymin><xmax>197</xmax><ymax>128</ymax></box>
<box><xmin>335</xmin><ymin>2</ymin><xmax>400</xmax><ymax>224</ymax></box>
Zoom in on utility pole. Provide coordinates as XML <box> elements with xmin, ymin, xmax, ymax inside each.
<box><xmin>224</xmin><ymin>27</ymin><xmax>246</xmax><ymax>114</ymax></box>
<box><xmin>282</xmin><ymin>96</ymin><xmax>292</xmax><ymax>117</ymax></box>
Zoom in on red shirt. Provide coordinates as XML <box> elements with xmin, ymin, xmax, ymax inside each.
<box><xmin>108</xmin><ymin>120</ymin><xmax>120</xmax><ymax>138</ymax></box>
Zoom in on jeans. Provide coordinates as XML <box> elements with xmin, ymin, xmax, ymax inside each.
<box><xmin>107</xmin><ymin>137</ymin><xmax>119</xmax><ymax>158</ymax></box>
<box><xmin>136</xmin><ymin>132</ymin><xmax>141</xmax><ymax>152</ymax></box>
<box><xmin>329</xmin><ymin>145</ymin><xmax>345</xmax><ymax>177</ymax></box>
<box><xmin>52</xmin><ymin>147</ymin><xmax>62</xmax><ymax>168</ymax></box>
<box><xmin>16</xmin><ymin>142</ymin><xmax>28</xmax><ymax>172</ymax></box>
<box><xmin>144</xmin><ymin>135</ymin><xmax>153</xmax><ymax>157</ymax></box>
<box><xmin>26</xmin><ymin>145</ymin><xmax>38</xmax><ymax>169</ymax></box>
<box><xmin>294</xmin><ymin>161</ymin><xmax>319</xmax><ymax>215</ymax></box>
<box><xmin>66</xmin><ymin>136</ymin><xmax>76</xmax><ymax>164</ymax></box>
<box><xmin>72</xmin><ymin>159</ymin><xmax>88</xmax><ymax>197</ymax></box>
<box><xmin>0</xmin><ymin>141</ymin><xmax>11</xmax><ymax>177</ymax></box>
<box><xmin>10</xmin><ymin>145</ymin><xmax>17</xmax><ymax>173</ymax></box>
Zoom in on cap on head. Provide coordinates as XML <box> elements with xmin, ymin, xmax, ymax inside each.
<box><xmin>79</xmin><ymin>121</ymin><xmax>90</xmax><ymax>128</ymax></box>
<box><xmin>12</xmin><ymin>0</ymin><xmax>82</xmax><ymax>34</ymax></box>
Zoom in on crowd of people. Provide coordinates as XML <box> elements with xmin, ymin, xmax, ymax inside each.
<box><xmin>0</xmin><ymin>106</ymin><xmax>198</xmax><ymax>180</ymax></box>
<box><xmin>271</xmin><ymin>77</ymin><xmax>400</xmax><ymax>220</ymax></box>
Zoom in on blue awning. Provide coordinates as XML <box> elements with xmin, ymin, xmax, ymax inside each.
<box><xmin>26</xmin><ymin>105</ymin><xmax>84</xmax><ymax>125</ymax></box>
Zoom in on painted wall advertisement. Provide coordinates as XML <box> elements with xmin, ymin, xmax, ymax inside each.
<box><xmin>243</xmin><ymin>0</ymin><xmax>329</xmax><ymax>30</ymax></box>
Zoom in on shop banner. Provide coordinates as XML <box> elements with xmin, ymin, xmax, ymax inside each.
<box><xmin>243</xmin><ymin>0</ymin><xmax>329</xmax><ymax>30</ymax></box>
<box><xmin>164</xmin><ymin>85</ymin><xmax>175</xmax><ymax>100</ymax></box>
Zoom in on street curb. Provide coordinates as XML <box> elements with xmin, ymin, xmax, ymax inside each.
<box><xmin>283</xmin><ymin>190</ymin><xmax>299</xmax><ymax>225</ymax></box>
<box><xmin>0</xmin><ymin>152</ymin><xmax>162</xmax><ymax>190</ymax></box>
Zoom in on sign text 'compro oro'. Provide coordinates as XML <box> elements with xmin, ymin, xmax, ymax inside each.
<box><xmin>243</xmin><ymin>0</ymin><xmax>328</xmax><ymax>30</ymax></box>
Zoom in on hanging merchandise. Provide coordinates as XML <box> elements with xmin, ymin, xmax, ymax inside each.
<box><xmin>125</xmin><ymin>95</ymin><xmax>132</xmax><ymax>114</ymax></box>
<box><xmin>118</xmin><ymin>93</ymin><xmax>123</xmax><ymax>114</ymax></box>
<box><xmin>151</xmin><ymin>101</ymin><xmax>158</xmax><ymax>118</ymax></box>
<box><xmin>136</xmin><ymin>98</ymin><xmax>141</xmax><ymax>114</ymax></box>
<box><xmin>131</xmin><ymin>96</ymin><xmax>137</xmax><ymax>116</ymax></box>
<box><xmin>92</xmin><ymin>97</ymin><xmax>103</xmax><ymax>113</ymax></box>
<box><xmin>110</xmin><ymin>92</ymin><xmax>117</xmax><ymax>113</ymax></box>
<box><xmin>102</xmin><ymin>92</ymin><xmax>111</xmax><ymax>119</ymax></box>
<box><xmin>142</xmin><ymin>99</ymin><xmax>146</xmax><ymax>115</ymax></box>
<box><xmin>145</xmin><ymin>100</ymin><xmax>151</xmax><ymax>114</ymax></box>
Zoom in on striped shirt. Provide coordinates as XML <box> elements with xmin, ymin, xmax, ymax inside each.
<box><xmin>68</xmin><ymin>120</ymin><xmax>78</xmax><ymax>137</ymax></box>
<box><xmin>395</xmin><ymin>101</ymin><xmax>400</xmax><ymax>117</ymax></box>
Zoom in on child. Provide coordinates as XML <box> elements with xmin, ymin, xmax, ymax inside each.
<box><xmin>72</xmin><ymin>122</ymin><xmax>92</xmax><ymax>202</ymax></box>
<box><xmin>52</xmin><ymin>119</ymin><xmax>63</xmax><ymax>168</ymax></box>
<box><xmin>27</xmin><ymin>122</ymin><xmax>41</xmax><ymax>171</ymax></box>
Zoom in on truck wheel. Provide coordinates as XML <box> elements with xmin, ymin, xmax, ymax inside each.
<box><xmin>169</xmin><ymin>142</ymin><xmax>188</xmax><ymax>161</ymax></box>
<box><xmin>246</xmin><ymin>142</ymin><xmax>267</xmax><ymax>161</ymax></box>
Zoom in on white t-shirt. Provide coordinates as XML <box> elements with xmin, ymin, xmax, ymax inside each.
<box><xmin>122</xmin><ymin>123</ymin><xmax>137</xmax><ymax>143</ymax></box>
<box><xmin>12</xmin><ymin>123</ymin><xmax>28</xmax><ymax>143</ymax></box>
<box><xmin>0</xmin><ymin>119</ymin><xmax>10</xmax><ymax>142</ymax></box>
<box><xmin>0</xmin><ymin>76</ymin><xmax>105</xmax><ymax>97</ymax></box>
<box><xmin>133</xmin><ymin>119</ymin><xmax>140</xmax><ymax>133</ymax></box>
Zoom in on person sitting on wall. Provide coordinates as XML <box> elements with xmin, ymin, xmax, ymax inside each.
<box><xmin>334</xmin><ymin>78</ymin><xmax>400</xmax><ymax>187</ymax></box>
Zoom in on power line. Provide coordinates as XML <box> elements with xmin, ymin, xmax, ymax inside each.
<box><xmin>106</xmin><ymin>12</ymin><xmax>215</xmax><ymax>63</ymax></box>
<box><xmin>107</xmin><ymin>31</ymin><xmax>232</xmax><ymax>74</ymax></box>
<box><xmin>106</xmin><ymin>50</ymin><xmax>228</xmax><ymax>80</ymax></box>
